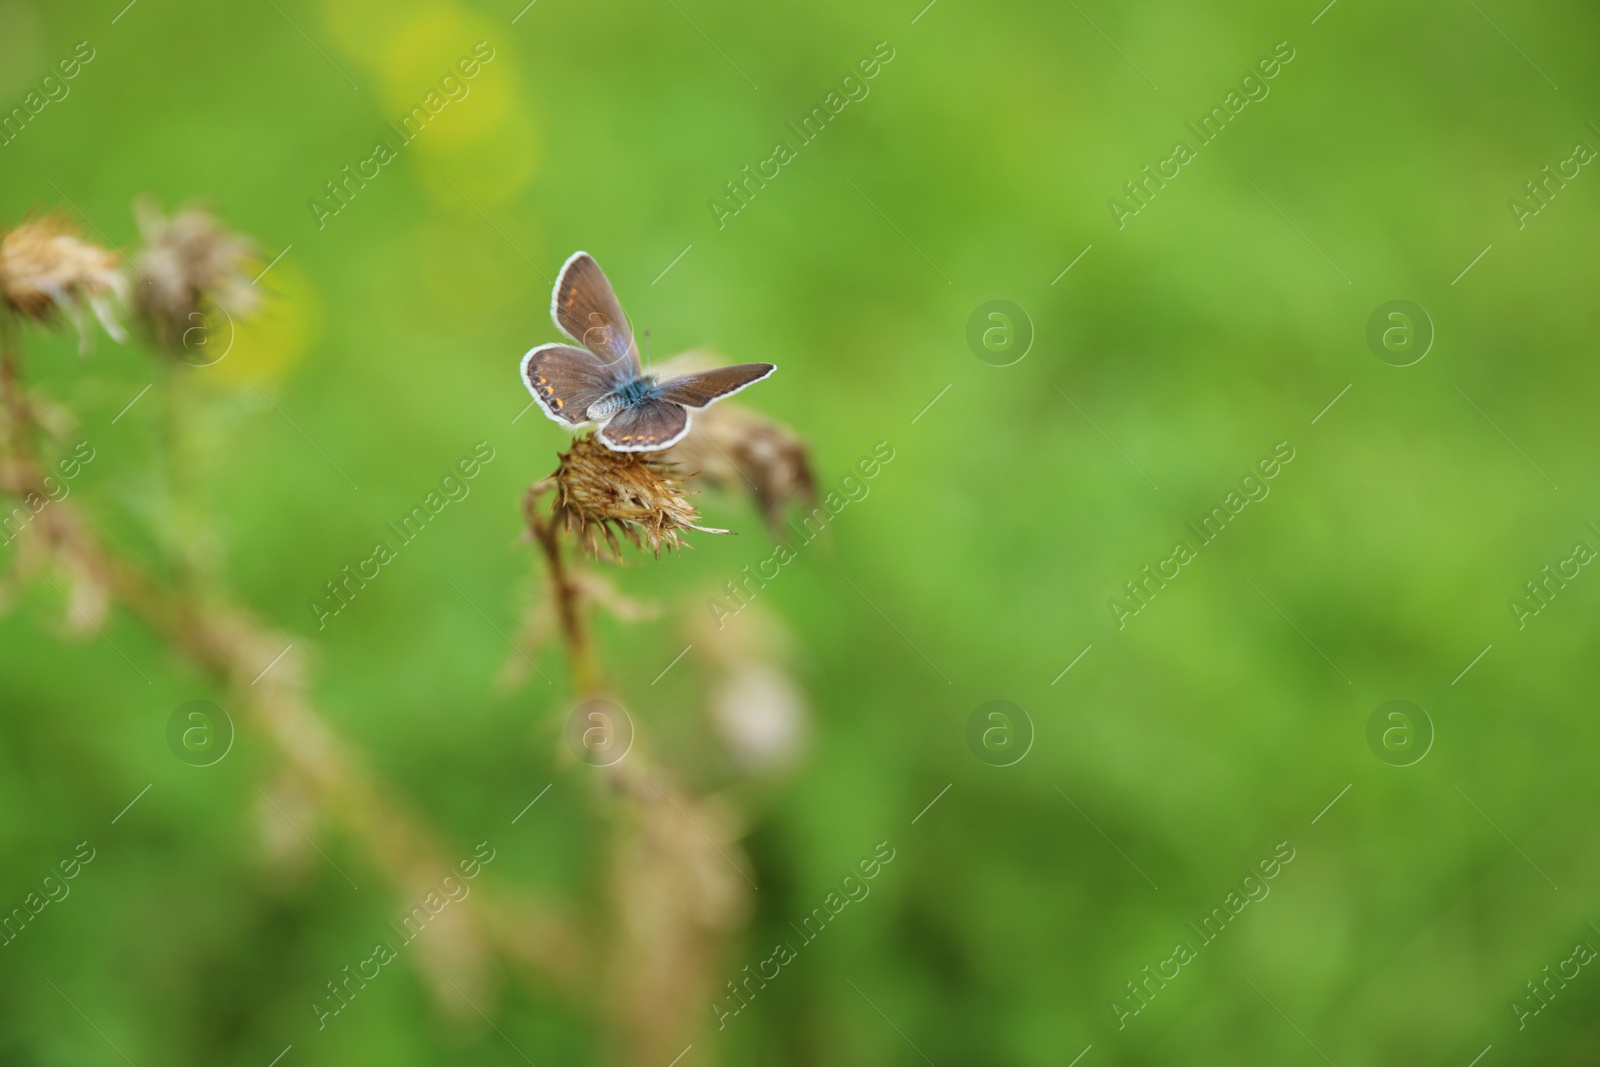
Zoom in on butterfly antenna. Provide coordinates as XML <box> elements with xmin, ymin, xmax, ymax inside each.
<box><xmin>644</xmin><ymin>328</ymin><xmax>652</xmax><ymax>373</ymax></box>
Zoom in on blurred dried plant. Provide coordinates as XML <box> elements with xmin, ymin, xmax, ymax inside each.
<box><xmin>2</xmin><ymin>205</ymin><xmax>813</xmax><ymax>1063</ymax></box>
<box><xmin>0</xmin><ymin>199</ymin><xmax>583</xmax><ymax>1026</ymax></box>
<box><xmin>670</xmin><ymin>404</ymin><xmax>815</xmax><ymax>539</ymax></box>
<box><xmin>607</xmin><ymin>776</ymin><xmax>750</xmax><ymax>1065</ymax></box>
<box><xmin>131</xmin><ymin>199</ymin><xmax>261</xmax><ymax>355</ymax></box>
<box><xmin>497</xmin><ymin>567</ymin><xmax>657</xmax><ymax>693</ymax></box>
<box><xmin>692</xmin><ymin>600</ymin><xmax>810</xmax><ymax>776</ymax></box>
<box><xmin>518</xmin><ymin>394</ymin><xmax>814</xmax><ymax>1061</ymax></box>
<box><xmin>0</xmin><ymin>215</ymin><xmax>128</xmax><ymax>352</ymax></box>
<box><xmin>659</xmin><ymin>351</ymin><xmax>816</xmax><ymax>537</ymax></box>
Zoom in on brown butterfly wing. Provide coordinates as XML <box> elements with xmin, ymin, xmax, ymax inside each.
<box><xmin>596</xmin><ymin>399</ymin><xmax>690</xmax><ymax>452</ymax></box>
<box><xmin>655</xmin><ymin>363</ymin><xmax>776</xmax><ymax>408</ymax></box>
<box><xmin>521</xmin><ymin>344</ymin><xmax>623</xmax><ymax>426</ymax></box>
<box><xmin>551</xmin><ymin>252</ymin><xmax>640</xmax><ymax>375</ymax></box>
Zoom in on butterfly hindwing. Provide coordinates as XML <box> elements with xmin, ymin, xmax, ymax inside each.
<box><xmin>521</xmin><ymin>343</ymin><xmax>626</xmax><ymax>427</ymax></box>
<box><xmin>597</xmin><ymin>399</ymin><xmax>690</xmax><ymax>452</ymax></box>
<box><xmin>551</xmin><ymin>252</ymin><xmax>641</xmax><ymax>375</ymax></box>
<box><xmin>655</xmin><ymin>363</ymin><xmax>777</xmax><ymax>409</ymax></box>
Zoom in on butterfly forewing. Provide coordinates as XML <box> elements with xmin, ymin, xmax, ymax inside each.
<box><xmin>655</xmin><ymin>363</ymin><xmax>777</xmax><ymax>408</ymax></box>
<box><xmin>521</xmin><ymin>343</ymin><xmax>626</xmax><ymax>426</ymax></box>
<box><xmin>552</xmin><ymin>252</ymin><xmax>641</xmax><ymax>375</ymax></box>
<box><xmin>597</xmin><ymin>399</ymin><xmax>690</xmax><ymax>451</ymax></box>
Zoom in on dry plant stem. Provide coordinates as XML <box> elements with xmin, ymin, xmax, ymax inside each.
<box><xmin>114</xmin><ymin>533</ymin><xmax>585</xmax><ymax>989</ymax></box>
<box><xmin>153</xmin><ymin>360</ymin><xmax>204</xmax><ymax>591</ymax></box>
<box><xmin>525</xmin><ymin>474</ymin><xmax>751</xmax><ymax>1067</ymax></box>
<box><xmin>1</xmin><ymin>315</ymin><xmax>30</xmax><ymax>458</ymax></box>
<box><xmin>0</xmin><ymin>331</ymin><xmax>582</xmax><ymax>994</ymax></box>
<box><xmin>525</xmin><ymin>480</ymin><xmax>604</xmax><ymax>696</ymax></box>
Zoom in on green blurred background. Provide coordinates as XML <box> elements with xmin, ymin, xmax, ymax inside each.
<box><xmin>3</xmin><ymin>0</ymin><xmax>1600</xmax><ymax>1062</ymax></box>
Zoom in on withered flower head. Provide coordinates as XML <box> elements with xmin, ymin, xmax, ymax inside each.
<box><xmin>657</xmin><ymin>351</ymin><xmax>815</xmax><ymax>537</ymax></box>
<box><xmin>669</xmin><ymin>402</ymin><xmax>816</xmax><ymax>538</ymax></box>
<box><xmin>548</xmin><ymin>435</ymin><xmax>726</xmax><ymax>558</ymax></box>
<box><xmin>132</xmin><ymin>200</ymin><xmax>260</xmax><ymax>355</ymax></box>
<box><xmin>0</xmin><ymin>216</ymin><xmax>129</xmax><ymax>352</ymax></box>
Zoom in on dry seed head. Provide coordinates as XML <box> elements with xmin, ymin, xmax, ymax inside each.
<box><xmin>668</xmin><ymin>401</ymin><xmax>815</xmax><ymax>538</ymax></box>
<box><xmin>656</xmin><ymin>350</ymin><xmax>814</xmax><ymax>537</ymax></box>
<box><xmin>132</xmin><ymin>200</ymin><xmax>260</xmax><ymax>355</ymax></box>
<box><xmin>550</xmin><ymin>435</ymin><xmax>726</xmax><ymax>558</ymax></box>
<box><xmin>0</xmin><ymin>216</ymin><xmax>129</xmax><ymax>351</ymax></box>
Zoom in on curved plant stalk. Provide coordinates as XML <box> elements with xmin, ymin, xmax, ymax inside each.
<box><xmin>0</xmin><ymin>310</ymin><xmax>584</xmax><ymax>1016</ymax></box>
<box><xmin>523</xmin><ymin>448</ymin><xmax>754</xmax><ymax>1066</ymax></box>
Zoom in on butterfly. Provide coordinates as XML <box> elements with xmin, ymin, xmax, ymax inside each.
<box><xmin>520</xmin><ymin>252</ymin><xmax>776</xmax><ymax>452</ymax></box>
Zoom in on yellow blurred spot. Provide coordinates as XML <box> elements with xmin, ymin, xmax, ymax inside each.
<box><xmin>322</xmin><ymin>0</ymin><xmax>421</xmax><ymax>60</ymax></box>
<box><xmin>322</xmin><ymin>2</ymin><xmax>542</xmax><ymax>208</ymax></box>
<box><xmin>369</xmin><ymin>10</ymin><xmax>540</xmax><ymax>206</ymax></box>
<box><xmin>377</xmin><ymin>9</ymin><xmax>507</xmax><ymax>136</ymax></box>
<box><xmin>203</xmin><ymin>263</ymin><xmax>320</xmax><ymax>386</ymax></box>
<box><xmin>415</xmin><ymin>107</ymin><xmax>541</xmax><ymax>208</ymax></box>
<box><xmin>386</xmin><ymin>52</ymin><xmax>516</xmax><ymax>151</ymax></box>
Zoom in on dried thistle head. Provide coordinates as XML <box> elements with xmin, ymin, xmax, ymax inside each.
<box><xmin>545</xmin><ymin>435</ymin><xmax>726</xmax><ymax>558</ymax></box>
<box><xmin>131</xmin><ymin>200</ymin><xmax>260</xmax><ymax>356</ymax></box>
<box><xmin>657</xmin><ymin>351</ymin><xmax>815</xmax><ymax>537</ymax></box>
<box><xmin>669</xmin><ymin>402</ymin><xmax>816</xmax><ymax>538</ymax></box>
<box><xmin>0</xmin><ymin>216</ymin><xmax>129</xmax><ymax>352</ymax></box>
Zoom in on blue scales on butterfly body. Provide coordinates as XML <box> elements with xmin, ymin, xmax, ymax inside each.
<box><xmin>584</xmin><ymin>375</ymin><xmax>663</xmax><ymax>421</ymax></box>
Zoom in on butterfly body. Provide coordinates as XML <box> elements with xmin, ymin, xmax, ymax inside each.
<box><xmin>520</xmin><ymin>251</ymin><xmax>775</xmax><ymax>452</ymax></box>
<box><xmin>607</xmin><ymin>375</ymin><xmax>664</xmax><ymax>408</ymax></box>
